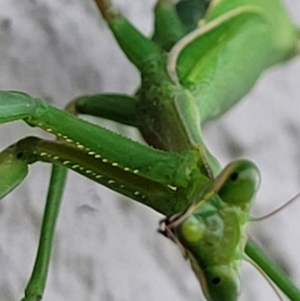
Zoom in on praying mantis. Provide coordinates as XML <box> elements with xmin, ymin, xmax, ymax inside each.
<box><xmin>0</xmin><ymin>0</ymin><xmax>300</xmax><ymax>300</ymax></box>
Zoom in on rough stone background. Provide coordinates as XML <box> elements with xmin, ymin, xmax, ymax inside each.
<box><xmin>0</xmin><ymin>0</ymin><xmax>299</xmax><ymax>300</ymax></box>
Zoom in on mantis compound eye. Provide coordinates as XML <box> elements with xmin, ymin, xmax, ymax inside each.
<box><xmin>176</xmin><ymin>214</ymin><xmax>206</xmax><ymax>244</ymax></box>
<box><xmin>203</xmin><ymin>265</ymin><xmax>241</xmax><ymax>301</ymax></box>
<box><xmin>216</xmin><ymin>160</ymin><xmax>261</xmax><ymax>205</ymax></box>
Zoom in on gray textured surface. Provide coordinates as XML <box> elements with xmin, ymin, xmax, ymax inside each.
<box><xmin>0</xmin><ymin>1</ymin><xmax>299</xmax><ymax>300</ymax></box>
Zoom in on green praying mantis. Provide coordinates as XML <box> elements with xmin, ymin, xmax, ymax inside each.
<box><xmin>0</xmin><ymin>0</ymin><xmax>299</xmax><ymax>300</ymax></box>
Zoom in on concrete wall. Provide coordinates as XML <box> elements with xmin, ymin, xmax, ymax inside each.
<box><xmin>0</xmin><ymin>0</ymin><xmax>299</xmax><ymax>300</ymax></box>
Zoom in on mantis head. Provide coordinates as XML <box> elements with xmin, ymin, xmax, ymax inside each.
<box><xmin>162</xmin><ymin>160</ymin><xmax>261</xmax><ymax>301</ymax></box>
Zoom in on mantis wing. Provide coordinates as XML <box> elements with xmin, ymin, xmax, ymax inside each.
<box><xmin>169</xmin><ymin>7</ymin><xmax>298</xmax><ymax>122</ymax></box>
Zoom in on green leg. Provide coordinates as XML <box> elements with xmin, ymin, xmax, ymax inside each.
<box><xmin>152</xmin><ymin>0</ymin><xmax>188</xmax><ymax>51</ymax></box>
<box><xmin>21</xmin><ymin>165</ymin><xmax>67</xmax><ymax>301</ymax></box>
<box><xmin>0</xmin><ymin>136</ymin><xmax>181</xmax><ymax>215</ymax></box>
<box><xmin>93</xmin><ymin>0</ymin><xmax>164</xmax><ymax>70</ymax></box>
<box><xmin>0</xmin><ymin>91</ymin><xmax>198</xmax><ymax>188</ymax></box>
<box><xmin>246</xmin><ymin>240</ymin><xmax>300</xmax><ymax>301</ymax></box>
<box><xmin>67</xmin><ymin>94</ymin><xmax>140</xmax><ymax>127</ymax></box>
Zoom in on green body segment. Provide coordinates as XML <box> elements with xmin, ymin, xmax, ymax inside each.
<box><xmin>165</xmin><ymin>160</ymin><xmax>260</xmax><ymax>301</ymax></box>
<box><xmin>136</xmin><ymin>78</ymin><xmax>221</xmax><ymax>175</ymax></box>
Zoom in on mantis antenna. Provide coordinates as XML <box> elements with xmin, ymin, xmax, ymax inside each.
<box><xmin>250</xmin><ymin>192</ymin><xmax>300</xmax><ymax>222</ymax></box>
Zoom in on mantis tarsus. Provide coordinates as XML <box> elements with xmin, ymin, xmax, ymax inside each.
<box><xmin>0</xmin><ymin>0</ymin><xmax>298</xmax><ymax>300</ymax></box>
